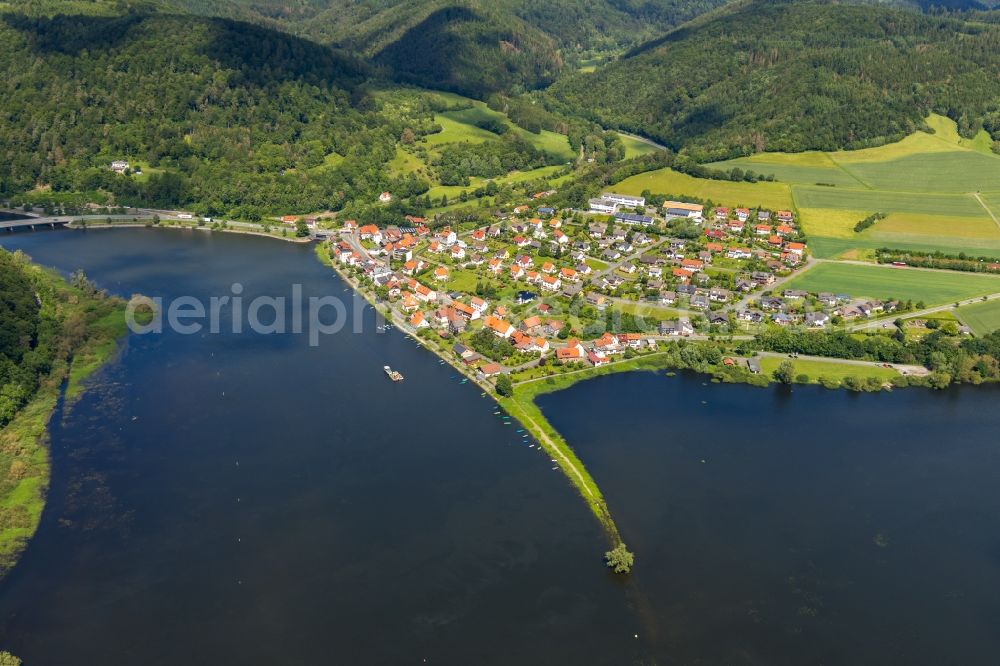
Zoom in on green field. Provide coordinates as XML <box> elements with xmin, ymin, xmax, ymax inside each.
<box><xmin>613</xmin><ymin>167</ymin><xmax>793</xmax><ymax>209</ymax></box>
<box><xmin>618</xmin><ymin>133</ymin><xmax>664</xmax><ymax>159</ymax></box>
<box><xmin>710</xmin><ymin>152</ymin><xmax>862</xmax><ymax>187</ymax></box>
<box><xmin>704</xmin><ymin>115</ymin><xmax>1000</xmax><ymax>256</ymax></box>
<box><xmin>426</xmin><ymin>165</ymin><xmax>567</xmax><ymax>202</ymax></box>
<box><xmin>423</xmin><ymin>103</ymin><xmax>575</xmax><ymax>161</ymax></box>
<box><xmin>955</xmin><ymin>298</ymin><xmax>1000</xmax><ymax>335</ymax></box>
<box><xmin>783</xmin><ymin>263</ymin><xmax>1000</xmax><ymax>304</ymax></box>
<box><xmin>758</xmin><ymin>356</ymin><xmax>898</xmax><ymax>383</ymax></box>
<box><xmin>423</xmin><ymin>113</ymin><xmax>499</xmax><ymax>146</ymax></box>
<box><xmin>792</xmin><ymin>186</ymin><xmax>986</xmax><ymax>217</ymax></box>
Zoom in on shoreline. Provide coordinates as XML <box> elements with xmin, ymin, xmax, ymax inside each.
<box><xmin>321</xmin><ymin>245</ymin><xmax>629</xmax><ymax>553</ymax></box>
<box><xmin>67</xmin><ymin>220</ymin><xmax>314</xmax><ymax>244</ymax></box>
<box><xmin>0</xmin><ymin>260</ymin><xmax>128</xmax><ymax>579</ymax></box>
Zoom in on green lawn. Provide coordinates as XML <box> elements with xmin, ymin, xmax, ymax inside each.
<box><xmin>611</xmin><ymin>301</ymin><xmax>678</xmax><ymax>322</ymax></box>
<box><xmin>584</xmin><ymin>257</ymin><xmax>609</xmax><ymax>271</ymax></box>
<box><xmin>442</xmin><ymin>268</ymin><xmax>481</xmax><ymax>293</ymax></box>
<box><xmin>956</xmin><ymin>298</ymin><xmax>1000</xmax><ymax>335</ymax></box>
<box><xmin>423</xmin><ymin>114</ymin><xmax>498</xmax><ymax>146</ymax></box>
<box><xmin>618</xmin><ymin>133</ymin><xmax>664</xmax><ymax>159</ymax></box>
<box><xmin>783</xmin><ymin>262</ymin><xmax>1000</xmax><ymax>304</ymax></box>
<box><xmin>758</xmin><ymin>356</ymin><xmax>898</xmax><ymax>383</ymax></box>
<box><xmin>613</xmin><ymin>167</ymin><xmax>792</xmax><ymax>209</ymax></box>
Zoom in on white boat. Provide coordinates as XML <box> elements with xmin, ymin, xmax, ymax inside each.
<box><xmin>383</xmin><ymin>365</ymin><xmax>404</xmax><ymax>382</ymax></box>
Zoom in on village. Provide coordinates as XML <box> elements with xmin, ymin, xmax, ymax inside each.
<box><xmin>317</xmin><ymin>191</ymin><xmax>924</xmax><ymax>383</ymax></box>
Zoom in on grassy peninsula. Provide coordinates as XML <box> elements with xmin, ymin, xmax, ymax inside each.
<box><xmin>0</xmin><ymin>248</ymin><xmax>127</xmax><ymax>578</ymax></box>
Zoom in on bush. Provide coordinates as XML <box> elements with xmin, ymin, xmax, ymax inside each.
<box><xmin>818</xmin><ymin>375</ymin><xmax>840</xmax><ymax>389</ymax></box>
<box><xmin>495</xmin><ymin>374</ymin><xmax>514</xmax><ymax>397</ymax></box>
<box><xmin>604</xmin><ymin>543</ymin><xmax>634</xmax><ymax>574</ymax></box>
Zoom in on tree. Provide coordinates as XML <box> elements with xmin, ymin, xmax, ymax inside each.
<box><xmin>495</xmin><ymin>374</ymin><xmax>514</xmax><ymax>397</ymax></box>
<box><xmin>773</xmin><ymin>359</ymin><xmax>795</xmax><ymax>384</ymax></box>
<box><xmin>295</xmin><ymin>219</ymin><xmax>310</xmax><ymax>237</ymax></box>
<box><xmin>604</xmin><ymin>543</ymin><xmax>634</xmax><ymax>574</ymax></box>
<box><xmin>0</xmin><ymin>652</ymin><xmax>22</xmax><ymax>666</ymax></box>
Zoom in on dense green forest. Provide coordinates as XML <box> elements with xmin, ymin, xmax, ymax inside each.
<box><xmin>0</xmin><ymin>250</ymin><xmax>122</xmax><ymax>426</ymax></box>
<box><xmin>0</xmin><ymin>9</ymin><xmax>438</xmax><ymax>218</ymax></box>
<box><xmin>145</xmin><ymin>0</ymin><xmax>729</xmax><ymax>97</ymax></box>
<box><xmin>432</xmin><ymin>134</ymin><xmax>557</xmax><ymax>185</ymax></box>
<box><xmin>0</xmin><ymin>253</ymin><xmax>49</xmax><ymax>426</ymax></box>
<box><xmin>549</xmin><ymin>0</ymin><xmax>1000</xmax><ymax>159</ymax></box>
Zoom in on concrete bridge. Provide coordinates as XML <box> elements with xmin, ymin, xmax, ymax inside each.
<box><xmin>0</xmin><ymin>217</ymin><xmax>68</xmax><ymax>232</ymax></box>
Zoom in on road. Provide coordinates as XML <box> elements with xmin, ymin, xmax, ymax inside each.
<box><xmin>732</xmin><ymin>256</ymin><xmax>816</xmax><ymax>312</ymax></box>
<box><xmin>849</xmin><ymin>291</ymin><xmax>1000</xmax><ymax>331</ymax></box>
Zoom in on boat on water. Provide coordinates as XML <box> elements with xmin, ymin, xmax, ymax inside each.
<box><xmin>383</xmin><ymin>365</ymin><xmax>404</xmax><ymax>382</ymax></box>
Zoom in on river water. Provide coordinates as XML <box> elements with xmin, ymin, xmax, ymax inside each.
<box><xmin>0</xmin><ymin>228</ymin><xmax>998</xmax><ymax>665</ymax></box>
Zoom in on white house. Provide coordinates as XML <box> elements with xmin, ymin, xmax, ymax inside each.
<box><xmin>600</xmin><ymin>192</ymin><xmax>645</xmax><ymax>208</ymax></box>
<box><xmin>588</xmin><ymin>198</ymin><xmax>616</xmax><ymax>214</ymax></box>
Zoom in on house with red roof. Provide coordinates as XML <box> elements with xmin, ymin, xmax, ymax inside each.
<box><xmin>483</xmin><ymin>315</ymin><xmax>515</xmax><ymax>338</ymax></box>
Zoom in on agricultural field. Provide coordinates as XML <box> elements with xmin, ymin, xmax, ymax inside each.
<box><xmin>782</xmin><ymin>263</ymin><xmax>1000</xmax><ymax>305</ymax></box>
<box><xmin>955</xmin><ymin>298</ymin><xmax>1000</xmax><ymax>335</ymax></box>
<box><xmin>612</xmin><ymin>167</ymin><xmax>793</xmax><ymax>210</ymax></box>
<box><xmin>710</xmin><ymin>152</ymin><xmax>862</xmax><ymax>187</ymax></box>
<box><xmin>703</xmin><ymin>115</ymin><xmax>1000</xmax><ymax>258</ymax></box>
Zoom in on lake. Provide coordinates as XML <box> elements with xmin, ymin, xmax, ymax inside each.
<box><xmin>1</xmin><ymin>227</ymin><xmax>998</xmax><ymax>665</ymax></box>
<box><xmin>538</xmin><ymin>371</ymin><xmax>1000</xmax><ymax>665</ymax></box>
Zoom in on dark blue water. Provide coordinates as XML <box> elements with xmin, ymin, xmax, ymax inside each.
<box><xmin>3</xmin><ymin>228</ymin><xmax>999</xmax><ymax>665</ymax></box>
<box><xmin>538</xmin><ymin>372</ymin><xmax>1000</xmax><ymax>665</ymax></box>
<box><xmin>0</xmin><ymin>229</ymin><xmax>642</xmax><ymax>665</ymax></box>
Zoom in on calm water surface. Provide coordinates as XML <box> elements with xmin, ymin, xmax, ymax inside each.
<box><xmin>1</xmin><ymin>228</ymin><xmax>998</xmax><ymax>665</ymax></box>
<box><xmin>0</xmin><ymin>229</ymin><xmax>639</xmax><ymax>665</ymax></box>
<box><xmin>539</xmin><ymin>371</ymin><xmax>1000</xmax><ymax>665</ymax></box>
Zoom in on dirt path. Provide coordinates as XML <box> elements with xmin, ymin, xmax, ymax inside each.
<box><xmin>973</xmin><ymin>192</ymin><xmax>1000</xmax><ymax>230</ymax></box>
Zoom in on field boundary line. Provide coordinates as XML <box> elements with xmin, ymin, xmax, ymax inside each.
<box><xmin>825</xmin><ymin>155</ymin><xmax>875</xmax><ymax>189</ymax></box>
<box><xmin>972</xmin><ymin>192</ymin><xmax>1000</xmax><ymax>231</ymax></box>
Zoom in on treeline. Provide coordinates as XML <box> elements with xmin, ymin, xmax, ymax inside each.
<box><xmin>548</xmin><ymin>0</ymin><xmax>1000</xmax><ymax>160</ymax></box>
<box><xmin>0</xmin><ymin>252</ymin><xmax>50</xmax><ymax>425</ymax></box>
<box><xmin>432</xmin><ymin>135</ymin><xmax>556</xmax><ymax>185</ymax></box>
<box><xmin>0</xmin><ymin>250</ymin><xmax>123</xmax><ymax>426</ymax></box>
<box><xmin>854</xmin><ymin>213</ymin><xmax>887</xmax><ymax>233</ymax></box>
<box><xmin>876</xmin><ymin>248</ymin><xmax>1000</xmax><ymax>271</ymax></box>
<box><xmin>746</xmin><ymin>327</ymin><xmax>1000</xmax><ymax>387</ymax></box>
<box><xmin>545</xmin><ymin>152</ymin><xmax>674</xmax><ymax>209</ymax></box>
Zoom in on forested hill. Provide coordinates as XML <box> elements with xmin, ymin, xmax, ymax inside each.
<box><xmin>548</xmin><ymin>0</ymin><xmax>1000</xmax><ymax>160</ymax></box>
<box><xmin>160</xmin><ymin>0</ymin><xmax>732</xmax><ymax>97</ymax></box>
<box><xmin>0</xmin><ymin>7</ymin><xmax>412</xmax><ymax>215</ymax></box>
